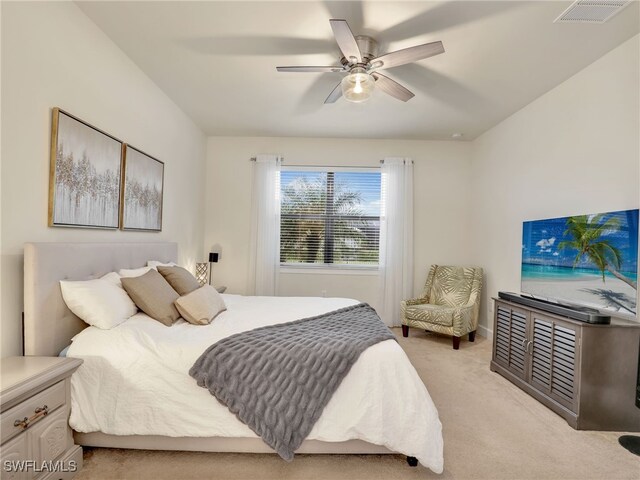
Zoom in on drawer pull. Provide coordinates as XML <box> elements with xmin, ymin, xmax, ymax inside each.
<box><xmin>13</xmin><ymin>404</ymin><xmax>49</xmax><ymax>430</ymax></box>
<box><xmin>13</xmin><ymin>416</ymin><xmax>28</xmax><ymax>428</ymax></box>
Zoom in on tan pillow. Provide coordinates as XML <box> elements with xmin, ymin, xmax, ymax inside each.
<box><xmin>174</xmin><ymin>285</ymin><xmax>227</xmax><ymax>325</ymax></box>
<box><xmin>121</xmin><ymin>269</ymin><xmax>180</xmax><ymax>326</ymax></box>
<box><xmin>157</xmin><ymin>266</ymin><xmax>201</xmax><ymax>296</ymax></box>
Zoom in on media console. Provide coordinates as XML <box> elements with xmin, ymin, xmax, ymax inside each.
<box><xmin>491</xmin><ymin>297</ymin><xmax>640</xmax><ymax>431</ymax></box>
<box><xmin>497</xmin><ymin>291</ymin><xmax>611</xmax><ymax>324</ymax></box>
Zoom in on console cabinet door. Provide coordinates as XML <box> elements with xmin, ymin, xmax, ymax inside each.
<box><xmin>494</xmin><ymin>303</ymin><xmax>530</xmax><ymax>381</ymax></box>
<box><xmin>529</xmin><ymin>313</ymin><xmax>580</xmax><ymax>412</ymax></box>
<box><xmin>529</xmin><ymin>315</ymin><xmax>552</xmax><ymax>393</ymax></box>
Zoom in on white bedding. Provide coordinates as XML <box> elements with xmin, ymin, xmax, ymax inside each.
<box><xmin>67</xmin><ymin>295</ymin><xmax>443</xmax><ymax>472</ymax></box>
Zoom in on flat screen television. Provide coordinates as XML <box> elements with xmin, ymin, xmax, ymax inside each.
<box><xmin>521</xmin><ymin>208</ymin><xmax>639</xmax><ymax>319</ymax></box>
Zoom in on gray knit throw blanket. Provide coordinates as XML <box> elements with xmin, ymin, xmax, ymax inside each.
<box><xmin>189</xmin><ymin>303</ymin><xmax>395</xmax><ymax>461</ymax></box>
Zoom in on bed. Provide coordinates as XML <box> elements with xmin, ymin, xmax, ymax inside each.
<box><xmin>23</xmin><ymin>242</ymin><xmax>444</xmax><ymax>473</ymax></box>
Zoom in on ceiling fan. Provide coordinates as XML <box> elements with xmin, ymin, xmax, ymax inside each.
<box><xmin>276</xmin><ymin>19</ymin><xmax>445</xmax><ymax>104</ymax></box>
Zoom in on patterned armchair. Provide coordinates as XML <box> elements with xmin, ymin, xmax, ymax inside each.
<box><xmin>401</xmin><ymin>265</ymin><xmax>483</xmax><ymax>350</ymax></box>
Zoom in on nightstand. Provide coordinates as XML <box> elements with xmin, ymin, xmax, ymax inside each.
<box><xmin>1</xmin><ymin>357</ymin><xmax>83</xmax><ymax>479</ymax></box>
<box><xmin>216</xmin><ymin>286</ymin><xmax>227</xmax><ymax>293</ymax></box>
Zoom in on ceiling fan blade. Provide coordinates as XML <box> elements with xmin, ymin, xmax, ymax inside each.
<box><xmin>276</xmin><ymin>66</ymin><xmax>345</xmax><ymax>73</ymax></box>
<box><xmin>369</xmin><ymin>41</ymin><xmax>444</xmax><ymax>71</ymax></box>
<box><xmin>324</xmin><ymin>83</ymin><xmax>343</xmax><ymax>104</ymax></box>
<box><xmin>329</xmin><ymin>19</ymin><xmax>362</xmax><ymax>64</ymax></box>
<box><xmin>372</xmin><ymin>73</ymin><xmax>415</xmax><ymax>102</ymax></box>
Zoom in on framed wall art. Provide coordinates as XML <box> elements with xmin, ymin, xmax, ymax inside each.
<box><xmin>120</xmin><ymin>144</ymin><xmax>164</xmax><ymax>231</ymax></box>
<box><xmin>48</xmin><ymin>108</ymin><xmax>123</xmax><ymax>229</ymax></box>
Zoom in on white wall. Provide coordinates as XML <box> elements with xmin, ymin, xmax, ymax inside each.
<box><xmin>205</xmin><ymin>137</ymin><xmax>473</xmax><ymax>312</ymax></box>
<box><xmin>0</xmin><ymin>2</ymin><xmax>207</xmax><ymax>357</ymax></box>
<box><xmin>470</xmin><ymin>35</ymin><xmax>640</xmax><ymax>335</ymax></box>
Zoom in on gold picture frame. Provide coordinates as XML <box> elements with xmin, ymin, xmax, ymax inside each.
<box><xmin>48</xmin><ymin>108</ymin><xmax>124</xmax><ymax>229</ymax></box>
<box><xmin>120</xmin><ymin>144</ymin><xmax>165</xmax><ymax>232</ymax></box>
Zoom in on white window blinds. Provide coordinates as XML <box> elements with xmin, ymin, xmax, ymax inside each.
<box><xmin>280</xmin><ymin>168</ymin><xmax>381</xmax><ymax>266</ymax></box>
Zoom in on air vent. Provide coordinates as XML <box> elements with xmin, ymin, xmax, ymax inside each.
<box><xmin>554</xmin><ymin>0</ymin><xmax>632</xmax><ymax>23</ymax></box>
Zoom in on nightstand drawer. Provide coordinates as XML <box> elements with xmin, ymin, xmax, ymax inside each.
<box><xmin>1</xmin><ymin>380</ymin><xmax>66</xmax><ymax>444</ymax></box>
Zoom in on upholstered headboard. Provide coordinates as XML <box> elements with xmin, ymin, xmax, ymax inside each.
<box><xmin>23</xmin><ymin>242</ymin><xmax>178</xmax><ymax>356</ymax></box>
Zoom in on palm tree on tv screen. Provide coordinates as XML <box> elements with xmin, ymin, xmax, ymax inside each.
<box><xmin>558</xmin><ymin>214</ymin><xmax>637</xmax><ymax>289</ymax></box>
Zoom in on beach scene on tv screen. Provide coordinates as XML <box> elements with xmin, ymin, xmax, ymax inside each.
<box><xmin>522</xmin><ymin>209</ymin><xmax>638</xmax><ymax>317</ymax></box>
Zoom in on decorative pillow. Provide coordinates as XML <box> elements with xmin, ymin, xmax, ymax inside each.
<box><xmin>121</xmin><ymin>269</ymin><xmax>181</xmax><ymax>326</ymax></box>
<box><xmin>174</xmin><ymin>285</ymin><xmax>227</xmax><ymax>325</ymax></box>
<box><xmin>119</xmin><ymin>266</ymin><xmax>153</xmax><ymax>278</ymax></box>
<box><xmin>157</xmin><ymin>266</ymin><xmax>201</xmax><ymax>296</ymax></box>
<box><xmin>60</xmin><ymin>272</ymin><xmax>137</xmax><ymax>329</ymax></box>
<box><xmin>147</xmin><ymin>260</ymin><xmax>177</xmax><ymax>269</ymax></box>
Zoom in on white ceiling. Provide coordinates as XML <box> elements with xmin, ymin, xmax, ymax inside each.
<box><xmin>77</xmin><ymin>1</ymin><xmax>639</xmax><ymax>140</ymax></box>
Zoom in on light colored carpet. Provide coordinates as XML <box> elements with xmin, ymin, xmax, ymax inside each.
<box><xmin>75</xmin><ymin>329</ymin><xmax>639</xmax><ymax>480</ymax></box>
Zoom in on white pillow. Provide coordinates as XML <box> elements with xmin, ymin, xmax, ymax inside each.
<box><xmin>101</xmin><ymin>271</ymin><xmax>123</xmax><ymax>287</ymax></box>
<box><xmin>119</xmin><ymin>266</ymin><xmax>153</xmax><ymax>278</ymax></box>
<box><xmin>147</xmin><ymin>260</ymin><xmax>177</xmax><ymax>269</ymax></box>
<box><xmin>60</xmin><ymin>273</ymin><xmax>138</xmax><ymax>329</ymax></box>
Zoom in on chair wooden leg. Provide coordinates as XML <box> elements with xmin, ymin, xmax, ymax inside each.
<box><xmin>452</xmin><ymin>336</ymin><xmax>461</xmax><ymax>350</ymax></box>
<box><xmin>469</xmin><ymin>330</ymin><xmax>476</xmax><ymax>342</ymax></box>
<box><xmin>402</xmin><ymin>325</ymin><xmax>409</xmax><ymax>337</ymax></box>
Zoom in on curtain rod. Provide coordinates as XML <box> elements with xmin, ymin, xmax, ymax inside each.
<box><xmin>286</xmin><ymin>164</ymin><xmax>381</xmax><ymax>169</ymax></box>
<box><xmin>380</xmin><ymin>159</ymin><xmax>414</xmax><ymax>164</ymax></box>
<box><xmin>249</xmin><ymin>157</ymin><xmax>384</xmax><ymax>168</ymax></box>
<box><xmin>248</xmin><ymin>157</ymin><xmax>384</xmax><ymax>167</ymax></box>
<box><xmin>249</xmin><ymin>158</ymin><xmax>412</xmax><ymax>164</ymax></box>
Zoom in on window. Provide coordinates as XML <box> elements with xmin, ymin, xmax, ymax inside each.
<box><xmin>280</xmin><ymin>168</ymin><xmax>381</xmax><ymax>267</ymax></box>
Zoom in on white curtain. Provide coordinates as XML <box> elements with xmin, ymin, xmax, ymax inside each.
<box><xmin>378</xmin><ymin>157</ymin><xmax>414</xmax><ymax>326</ymax></box>
<box><xmin>248</xmin><ymin>154</ymin><xmax>282</xmax><ymax>296</ymax></box>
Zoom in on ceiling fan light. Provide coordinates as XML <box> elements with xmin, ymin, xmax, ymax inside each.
<box><xmin>341</xmin><ymin>67</ymin><xmax>375</xmax><ymax>103</ymax></box>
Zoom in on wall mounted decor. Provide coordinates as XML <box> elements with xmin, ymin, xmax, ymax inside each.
<box><xmin>49</xmin><ymin>108</ymin><xmax>123</xmax><ymax>229</ymax></box>
<box><xmin>120</xmin><ymin>144</ymin><xmax>164</xmax><ymax>231</ymax></box>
